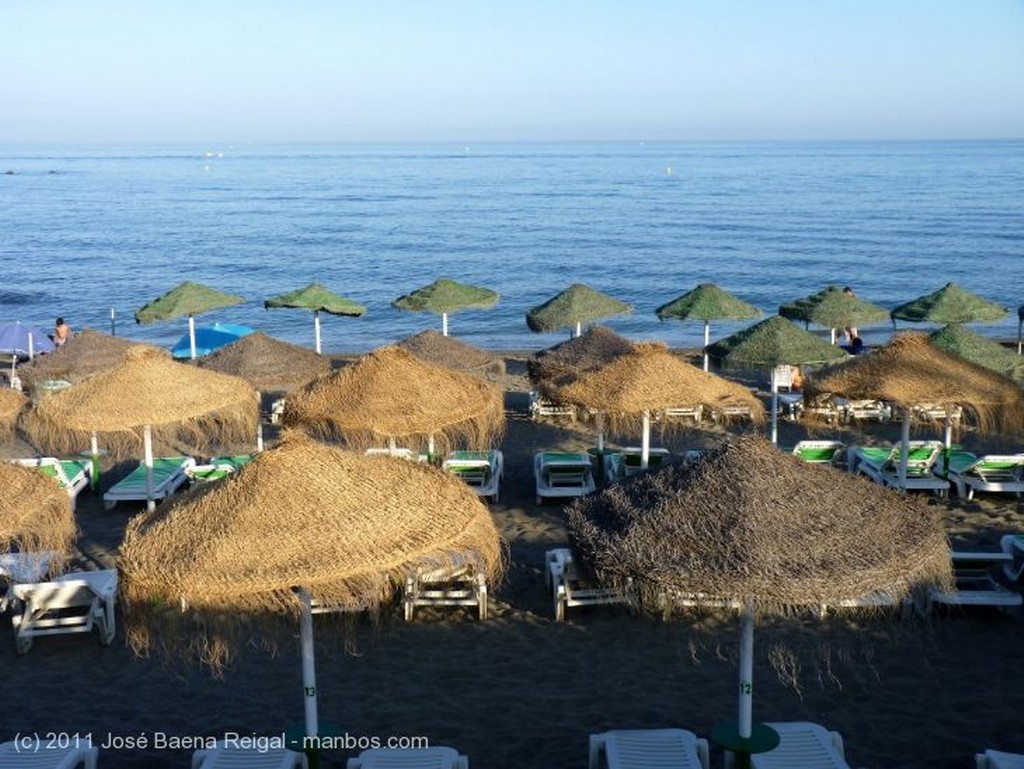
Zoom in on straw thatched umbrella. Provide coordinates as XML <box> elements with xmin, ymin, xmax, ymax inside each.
<box><xmin>282</xmin><ymin>345</ymin><xmax>504</xmax><ymax>456</ymax></box>
<box><xmin>804</xmin><ymin>333</ymin><xmax>1024</xmax><ymax>486</ymax></box>
<box><xmin>528</xmin><ymin>326</ymin><xmax>636</xmax><ymax>398</ymax></box>
<box><xmin>526</xmin><ymin>283</ymin><xmax>633</xmax><ymax>339</ymax></box>
<box><xmin>198</xmin><ymin>332</ymin><xmax>332</xmax><ymax>393</ymax></box>
<box><xmin>135</xmin><ymin>281</ymin><xmax>246</xmax><ymax>361</ymax></box>
<box><xmin>706</xmin><ymin>316</ymin><xmax>849</xmax><ymax>445</ymax></box>
<box><xmin>0</xmin><ymin>387</ymin><xmax>27</xmax><ymax>442</ymax></box>
<box><xmin>396</xmin><ymin>329</ymin><xmax>506</xmax><ymax>383</ymax></box>
<box><xmin>656</xmin><ymin>283</ymin><xmax>762</xmax><ymax>371</ymax></box>
<box><xmin>566</xmin><ymin>435</ymin><xmax>951</xmax><ymax>766</ymax></box>
<box><xmin>556</xmin><ymin>342</ymin><xmax>764</xmax><ymax>468</ymax></box>
<box><xmin>15</xmin><ymin>329</ymin><xmax>158</xmax><ymax>391</ymax></box>
<box><xmin>265</xmin><ymin>282</ymin><xmax>367</xmax><ymax>355</ymax></box>
<box><xmin>25</xmin><ymin>346</ymin><xmax>259</xmax><ymax>511</ymax></box>
<box><xmin>890</xmin><ymin>282</ymin><xmax>1008</xmax><ymax>326</ymax></box>
<box><xmin>779</xmin><ymin>285</ymin><xmax>889</xmax><ymax>345</ymax></box>
<box><xmin>392</xmin><ymin>278</ymin><xmax>499</xmax><ymax>337</ymax></box>
<box><xmin>119</xmin><ymin>433</ymin><xmax>503</xmax><ymax>763</ymax></box>
<box><xmin>929</xmin><ymin>324</ymin><xmax>1024</xmax><ymax>383</ymax></box>
<box><xmin>0</xmin><ymin>460</ymin><xmax>76</xmax><ymax>568</ymax></box>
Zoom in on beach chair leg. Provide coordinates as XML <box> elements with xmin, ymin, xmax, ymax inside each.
<box><xmin>477</xmin><ymin>576</ymin><xmax>488</xmax><ymax>621</ymax></box>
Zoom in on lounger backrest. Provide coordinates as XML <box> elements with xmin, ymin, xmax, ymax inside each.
<box><xmin>972</xmin><ymin>455</ymin><xmax>1024</xmax><ymax>481</ymax></box>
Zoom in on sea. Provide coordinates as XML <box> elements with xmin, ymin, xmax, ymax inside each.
<box><xmin>1</xmin><ymin>141</ymin><xmax>1021</xmax><ymax>354</ymax></box>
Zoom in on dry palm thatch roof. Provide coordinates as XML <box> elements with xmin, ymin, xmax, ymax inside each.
<box><xmin>804</xmin><ymin>333</ymin><xmax>1024</xmax><ymax>435</ymax></box>
<box><xmin>706</xmin><ymin>316</ymin><xmax>850</xmax><ymax>368</ymax></box>
<box><xmin>0</xmin><ymin>387</ymin><xmax>27</xmax><ymax>440</ymax></box>
<box><xmin>890</xmin><ymin>282</ymin><xmax>1008</xmax><ymax>325</ymax></box>
<box><xmin>556</xmin><ymin>342</ymin><xmax>765</xmax><ymax>433</ymax></box>
<box><xmin>119</xmin><ymin>432</ymin><xmax>503</xmax><ymax>669</ymax></box>
<box><xmin>0</xmin><ymin>460</ymin><xmax>77</xmax><ymax>561</ymax></box>
<box><xmin>526</xmin><ymin>283</ymin><xmax>633</xmax><ymax>333</ymax></box>
<box><xmin>528</xmin><ymin>325</ymin><xmax>636</xmax><ymax>394</ymax></box>
<box><xmin>16</xmin><ymin>329</ymin><xmax>158</xmax><ymax>389</ymax></box>
<box><xmin>392</xmin><ymin>278</ymin><xmax>499</xmax><ymax>315</ymax></box>
<box><xmin>566</xmin><ymin>435</ymin><xmax>951</xmax><ymax>612</ymax></box>
<box><xmin>656</xmin><ymin>283</ymin><xmax>761</xmax><ymax>322</ymax></box>
<box><xmin>282</xmin><ymin>345</ymin><xmax>504</xmax><ymax>453</ymax></box>
<box><xmin>135</xmin><ymin>281</ymin><xmax>246</xmax><ymax>324</ymax></box>
<box><xmin>24</xmin><ymin>346</ymin><xmax>260</xmax><ymax>460</ymax></box>
<box><xmin>264</xmin><ymin>281</ymin><xmax>367</xmax><ymax>316</ymax></box>
<box><xmin>779</xmin><ymin>285</ymin><xmax>890</xmax><ymax>330</ymax></box>
<box><xmin>930</xmin><ymin>324</ymin><xmax>1024</xmax><ymax>383</ymax></box>
<box><xmin>197</xmin><ymin>332</ymin><xmax>331</xmax><ymax>392</ymax></box>
<box><xmin>396</xmin><ymin>329</ymin><xmax>506</xmax><ymax>382</ymax></box>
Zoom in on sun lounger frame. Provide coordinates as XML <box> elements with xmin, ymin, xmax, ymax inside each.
<box><xmin>11</xmin><ymin>569</ymin><xmax>118</xmax><ymax>653</ymax></box>
<box><xmin>193</xmin><ymin>742</ymin><xmax>308</xmax><ymax>768</ymax></box>
<box><xmin>404</xmin><ymin>562</ymin><xmax>488</xmax><ymax>621</ymax></box>
<box><xmin>443</xmin><ymin>450</ymin><xmax>503</xmax><ymax>502</ymax></box>
<box><xmin>534</xmin><ymin>451</ymin><xmax>596</xmax><ymax>504</ymax></box>
<box><xmin>102</xmin><ymin>456</ymin><xmax>195</xmax><ymax>509</ymax></box>
<box><xmin>589</xmin><ymin>728</ymin><xmax>710</xmax><ymax>769</ymax></box>
<box><xmin>347</xmin><ymin>746</ymin><xmax>468</xmax><ymax>769</ymax></box>
<box><xmin>545</xmin><ymin>548</ymin><xmax>629</xmax><ymax>621</ymax></box>
<box><xmin>0</xmin><ymin>740</ymin><xmax>99</xmax><ymax>768</ymax></box>
<box><xmin>947</xmin><ymin>453</ymin><xmax>1024</xmax><ymax>500</ymax></box>
<box><xmin>13</xmin><ymin>457</ymin><xmax>92</xmax><ymax>512</ymax></box>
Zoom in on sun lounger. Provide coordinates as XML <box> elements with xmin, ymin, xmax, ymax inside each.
<box><xmin>588</xmin><ymin>728</ymin><xmax>709</xmax><ymax>769</ymax></box>
<box><xmin>0</xmin><ymin>740</ymin><xmax>99</xmax><ymax>768</ymax></box>
<box><xmin>837</xmin><ymin>398</ymin><xmax>890</xmax><ymax>424</ymax></box>
<box><xmin>347</xmin><ymin>746</ymin><xmax>468</xmax><ymax>769</ymax></box>
<box><xmin>661</xmin><ymin>405</ymin><xmax>704</xmax><ymax>423</ymax></box>
<box><xmin>103</xmin><ymin>456</ymin><xmax>195</xmax><ymax>509</ymax></box>
<box><xmin>528</xmin><ymin>390</ymin><xmax>575</xmax><ymax>421</ymax></box>
<box><xmin>1000</xmin><ymin>534</ymin><xmax>1024</xmax><ymax>583</ymax></box>
<box><xmin>546</xmin><ymin>548</ymin><xmax>629</xmax><ymax>621</ymax></box>
<box><xmin>11</xmin><ymin>569</ymin><xmax>117</xmax><ymax>653</ymax></box>
<box><xmin>364</xmin><ymin>447</ymin><xmax>429</xmax><ymax>462</ymax></box>
<box><xmin>192</xmin><ymin>742</ymin><xmax>308</xmax><ymax>768</ymax></box>
<box><xmin>0</xmin><ymin>550</ymin><xmax>58</xmax><ymax>612</ymax></box>
<box><xmin>743</xmin><ymin>721</ymin><xmax>850</xmax><ymax>769</ymax></box>
<box><xmin>928</xmin><ymin>551</ymin><xmax>1022</xmax><ymax>613</ymax></box>
<box><xmin>976</xmin><ymin>749</ymin><xmax>1024</xmax><ymax>769</ymax></box>
<box><xmin>404</xmin><ymin>556</ymin><xmax>489</xmax><ymax>621</ymax></box>
<box><xmin>946</xmin><ymin>451</ymin><xmax>1024</xmax><ymax>499</ymax></box>
<box><xmin>790</xmin><ymin>440</ymin><xmax>845</xmax><ymax>467</ymax></box>
<box><xmin>848</xmin><ymin>441</ymin><xmax>949</xmax><ymax>494</ymax></box>
<box><xmin>188</xmin><ymin>454</ymin><xmax>255</xmax><ymax>484</ymax></box>
<box><xmin>534</xmin><ymin>451</ymin><xmax>596</xmax><ymax>504</ymax></box>
<box><xmin>443</xmin><ymin>450</ymin><xmax>503</xmax><ymax>501</ymax></box>
<box><xmin>13</xmin><ymin>457</ymin><xmax>92</xmax><ymax>511</ymax></box>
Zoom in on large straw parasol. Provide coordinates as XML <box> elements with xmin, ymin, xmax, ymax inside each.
<box><xmin>265</xmin><ymin>282</ymin><xmax>367</xmax><ymax>355</ymax></box>
<box><xmin>890</xmin><ymin>282</ymin><xmax>1008</xmax><ymax>325</ymax></box>
<box><xmin>779</xmin><ymin>285</ymin><xmax>889</xmax><ymax>344</ymax></box>
<box><xmin>0</xmin><ymin>460</ymin><xmax>77</xmax><ymax>564</ymax></box>
<box><xmin>198</xmin><ymin>332</ymin><xmax>332</xmax><ymax>393</ymax></box>
<box><xmin>556</xmin><ymin>342</ymin><xmax>764</xmax><ymax>468</ymax></box>
<box><xmin>0</xmin><ymin>387</ymin><xmax>28</xmax><ymax>441</ymax></box>
<box><xmin>528</xmin><ymin>325</ymin><xmax>636</xmax><ymax>398</ymax></box>
<box><xmin>396</xmin><ymin>329</ymin><xmax>506</xmax><ymax>383</ymax></box>
<box><xmin>15</xmin><ymin>329</ymin><xmax>157</xmax><ymax>390</ymax></box>
<box><xmin>804</xmin><ymin>333</ymin><xmax>1024</xmax><ymax>485</ymax></box>
<box><xmin>929</xmin><ymin>324</ymin><xmax>1024</xmax><ymax>383</ymax></box>
<box><xmin>392</xmin><ymin>278</ymin><xmax>499</xmax><ymax>337</ymax></box>
<box><xmin>282</xmin><ymin>345</ymin><xmax>504</xmax><ymax>456</ymax></box>
<box><xmin>136</xmin><ymin>281</ymin><xmax>246</xmax><ymax>360</ymax></box>
<box><xmin>526</xmin><ymin>283</ymin><xmax>633</xmax><ymax>339</ymax></box>
<box><xmin>656</xmin><ymin>283</ymin><xmax>762</xmax><ymax>371</ymax></box>
<box><xmin>25</xmin><ymin>346</ymin><xmax>260</xmax><ymax>511</ymax></box>
<box><xmin>566</xmin><ymin>435</ymin><xmax>951</xmax><ymax>766</ymax></box>
<box><xmin>707</xmin><ymin>316</ymin><xmax>849</xmax><ymax>444</ymax></box>
<box><xmin>119</xmin><ymin>432</ymin><xmax>503</xmax><ymax>762</ymax></box>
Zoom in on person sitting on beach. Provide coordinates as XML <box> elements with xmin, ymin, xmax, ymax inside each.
<box><xmin>790</xmin><ymin>365</ymin><xmax>804</xmax><ymax>391</ymax></box>
<box><xmin>842</xmin><ymin>334</ymin><xmax>864</xmax><ymax>355</ymax></box>
<box><xmin>53</xmin><ymin>316</ymin><xmax>72</xmax><ymax>347</ymax></box>
<box><xmin>841</xmin><ymin>286</ymin><xmax>859</xmax><ymax>344</ymax></box>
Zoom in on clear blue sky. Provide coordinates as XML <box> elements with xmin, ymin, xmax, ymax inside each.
<box><xmin>2</xmin><ymin>1</ymin><xmax>1022</xmax><ymax>143</ymax></box>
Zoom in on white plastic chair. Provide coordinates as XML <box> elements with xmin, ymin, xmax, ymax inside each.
<box><xmin>744</xmin><ymin>721</ymin><xmax>849</xmax><ymax>769</ymax></box>
<box><xmin>589</xmin><ymin>728</ymin><xmax>709</xmax><ymax>769</ymax></box>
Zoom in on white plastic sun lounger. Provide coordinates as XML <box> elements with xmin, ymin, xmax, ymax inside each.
<box><xmin>403</xmin><ymin>554</ymin><xmax>489</xmax><ymax>621</ymax></box>
<box><xmin>1000</xmin><ymin>534</ymin><xmax>1024</xmax><ymax>584</ymax></box>
<box><xmin>848</xmin><ymin>441</ymin><xmax>949</xmax><ymax>494</ymax></box>
<box><xmin>744</xmin><ymin>721</ymin><xmax>850</xmax><ymax>769</ymax></box>
<box><xmin>946</xmin><ymin>452</ymin><xmax>1024</xmax><ymax>500</ymax></box>
<box><xmin>976</xmin><ymin>749</ymin><xmax>1024</xmax><ymax>769</ymax></box>
<box><xmin>0</xmin><ymin>740</ymin><xmax>99</xmax><ymax>768</ymax></box>
<box><xmin>443</xmin><ymin>450</ymin><xmax>503</xmax><ymax>501</ymax></box>
<box><xmin>534</xmin><ymin>451</ymin><xmax>596</xmax><ymax>504</ymax></box>
<box><xmin>588</xmin><ymin>728</ymin><xmax>709</xmax><ymax>769</ymax></box>
<box><xmin>13</xmin><ymin>457</ymin><xmax>92</xmax><ymax>511</ymax></box>
<box><xmin>11</xmin><ymin>569</ymin><xmax>118</xmax><ymax>653</ymax></box>
<box><xmin>928</xmin><ymin>550</ymin><xmax>1022</xmax><ymax>613</ymax></box>
<box><xmin>192</xmin><ymin>742</ymin><xmax>308</xmax><ymax>769</ymax></box>
<box><xmin>546</xmin><ymin>548</ymin><xmax>629</xmax><ymax>622</ymax></box>
<box><xmin>102</xmin><ymin>456</ymin><xmax>195</xmax><ymax>509</ymax></box>
<box><xmin>528</xmin><ymin>390</ymin><xmax>575</xmax><ymax>421</ymax></box>
<box><xmin>347</xmin><ymin>746</ymin><xmax>468</xmax><ymax>769</ymax></box>
<box><xmin>0</xmin><ymin>550</ymin><xmax>58</xmax><ymax>612</ymax></box>
<box><xmin>789</xmin><ymin>440</ymin><xmax>845</xmax><ymax>467</ymax></box>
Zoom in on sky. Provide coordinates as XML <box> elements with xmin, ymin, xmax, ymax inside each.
<box><xmin>2</xmin><ymin>1</ymin><xmax>1023</xmax><ymax>143</ymax></box>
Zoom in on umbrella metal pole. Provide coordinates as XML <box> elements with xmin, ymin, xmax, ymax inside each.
<box><xmin>770</xmin><ymin>367</ymin><xmax>778</xmax><ymax>446</ymax></box>
<box><xmin>314</xmin><ymin>310</ymin><xmax>322</xmax><ymax>355</ymax></box>
<box><xmin>90</xmin><ymin>432</ymin><xmax>100</xmax><ymax>492</ymax></box>
<box><xmin>111</xmin><ymin>307</ymin><xmax>116</xmax><ymax>337</ymax></box>
<box><xmin>898</xmin><ymin>407</ymin><xmax>911</xmax><ymax>488</ymax></box>
<box><xmin>703</xmin><ymin>321</ymin><xmax>710</xmax><ymax>372</ymax></box>
<box><xmin>188</xmin><ymin>315</ymin><xmax>197</xmax><ymax>360</ymax></box>
<box><xmin>597</xmin><ymin>412</ymin><xmax>604</xmax><ymax>452</ymax></box>
<box><xmin>830</xmin><ymin>328</ymin><xmax>836</xmax><ymax>346</ymax></box>
<box><xmin>28</xmin><ymin>332</ymin><xmax>34</xmax><ymax>360</ymax></box>
<box><xmin>144</xmin><ymin>425</ymin><xmax>155</xmax><ymax>513</ymax></box>
<box><xmin>298</xmin><ymin>589</ymin><xmax>319</xmax><ymax>740</ymax></box>
<box><xmin>738</xmin><ymin>607</ymin><xmax>754</xmax><ymax>740</ymax></box>
<box><xmin>641</xmin><ymin>410</ymin><xmax>651</xmax><ymax>470</ymax></box>
<box><xmin>442</xmin><ymin>312</ymin><xmax>449</xmax><ymax>337</ymax></box>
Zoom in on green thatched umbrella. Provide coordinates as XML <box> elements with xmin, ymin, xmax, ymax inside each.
<box><xmin>120</xmin><ymin>432</ymin><xmax>503</xmax><ymax>765</ymax></box>
<box><xmin>707</xmin><ymin>316</ymin><xmax>849</xmax><ymax>444</ymax></box>
<box><xmin>25</xmin><ymin>346</ymin><xmax>260</xmax><ymax>511</ymax></box>
<box><xmin>804</xmin><ymin>334</ymin><xmax>1024</xmax><ymax>486</ymax></box>
<box><xmin>0</xmin><ymin>387</ymin><xmax>27</xmax><ymax>442</ymax></box>
<box><xmin>135</xmin><ymin>281</ymin><xmax>246</xmax><ymax>360</ymax></box>
<box><xmin>567</xmin><ymin>435</ymin><xmax>951</xmax><ymax>767</ymax></box>
<box><xmin>890</xmin><ymin>282</ymin><xmax>1008</xmax><ymax>326</ymax></box>
<box><xmin>198</xmin><ymin>332</ymin><xmax>332</xmax><ymax>393</ymax></box>
<box><xmin>779</xmin><ymin>285</ymin><xmax>889</xmax><ymax>345</ymax></box>
<box><xmin>392</xmin><ymin>278</ymin><xmax>498</xmax><ymax>337</ymax></box>
<box><xmin>930</xmin><ymin>324</ymin><xmax>1024</xmax><ymax>383</ymax></box>
<box><xmin>282</xmin><ymin>345</ymin><xmax>504</xmax><ymax>457</ymax></box>
<box><xmin>265</xmin><ymin>282</ymin><xmax>367</xmax><ymax>355</ymax></box>
<box><xmin>656</xmin><ymin>283</ymin><xmax>762</xmax><ymax>371</ymax></box>
<box><xmin>396</xmin><ymin>330</ymin><xmax>506</xmax><ymax>383</ymax></box>
<box><xmin>16</xmin><ymin>329</ymin><xmax>160</xmax><ymax>390</ymax></box>
<box><xmin>526</xmin><ymin>283</ymin><xmax>633</xmax><ymax>339</ymax></box>
<box><xmin>557</xmin><ymin>342</ymin><xmax>764</xmax><ymax>468</ymax></box>
<box><xmin>0</xmin><ymin>460</ymin><xmax>77</xmax><ymax>568</ymax></box>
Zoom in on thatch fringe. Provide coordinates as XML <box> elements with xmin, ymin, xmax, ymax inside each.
<box><xmin>0</xmin><ymin>387</ymin><xmax>27</xmax><ymax>441</ymax></box>
<box><xmin>0</xmin><ymin>462</ymin><xmax>77</xmax><ymax>567</ymax></box>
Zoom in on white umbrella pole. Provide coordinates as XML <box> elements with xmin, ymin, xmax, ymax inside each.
<box><xmin>442</xmin><ymin>312</ymin><xmax>449</xmax><ymax>337</ymax></box>
<box><xmin>770</xmin><ymin>367</ymin><xmax>779</xmax><ymax>446</ymax></box>
<box><xmin>256</xmin><ymin>420</ymin><xmax>264</xmax><ymax>452</ymax></box>
<box><xmin>314</xmin><ymin>310</ymin><xmax>322</xmax><ymax>355</ymax></box>
<box><xmin>738</xmin><ymin>606</ymin><xmax>754</xmax><ymax>739</ymax></box>
<box><xmin>596</xmin><ymin>412</ymin><xmax>604</xmax><ymax>452</ymax></box>
<box><xmin>1018</xmin><ymin>317</ymin><xmax>1022</xmax><ymax>355</ymax></box>
<box><xmin>188</xmin><ymin>315</ymin><xmax>197</xmax><ymax>360</ymax></box>
<box><xmin>428</xmin><ymin>434</ymin><xmax>436</xmax><ymax>459</ymax></box>
<box><xmin>703</xmin><ymin>321</ymin><xmax>710</xmax><ymax>372</ymax></box>
<box><xmin>830</xmin><ymin>328</ymin><xmax>837</xmax><ymax>345</ymax></box>
<box><xmin>90</xmin><ymin>432</ymin><xmax>100</xmax><ymax>492</ymax></box>
<box><xmin>28</xmin><ymin>332</ymin><xmax>34</xmax><ymax>360</ymax></box>
<box><xmin>298</xmin><ymin>588</ymin><xmax>319</xmax><ymax>739</ymax></box>
<box><xmin>144</xmin><ymin>425</ymin><xmax>155</xmax><ymax>513</ymax></box>
<box><xmin>574</xmin><ymin>321</ymin><xmax>582</xmax><ymax>338</ymax></box>
<box><xmin>898</xmin><ymin>407</ymin><xmax>911</xmax><ymax>488</ymax></box>
<box><xmin>641</xmin><ymin>410</ymin><xmax>651</xmax><ymax>470</ymax></box>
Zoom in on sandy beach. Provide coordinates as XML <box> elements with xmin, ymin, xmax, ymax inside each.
<box><xmin>2</xmin><ymin>351</ymin><xmax>1024</xmax><ymax>769</ymax></box>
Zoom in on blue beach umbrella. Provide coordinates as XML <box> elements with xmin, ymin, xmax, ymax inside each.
<box><xmin>171</xmin><ymin>324</ymin><xmax>254</xmax><ymax>359</ymax></box>
<box><xmin>0</xmin><ymin>322</ymin><xmax>55</xmax><ymax>359</ymax></box>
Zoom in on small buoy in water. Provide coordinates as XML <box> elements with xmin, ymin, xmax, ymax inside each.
<box><xmin>666</xmin><ymin>167</ymin><xmax>672</xmax><ymax>175</ymax></box>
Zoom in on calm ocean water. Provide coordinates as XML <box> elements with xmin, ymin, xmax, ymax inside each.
<box><xmin>1</xmin><ymin>141</ymin><xmax>1021</xmax><ymax>354</ymax></box>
